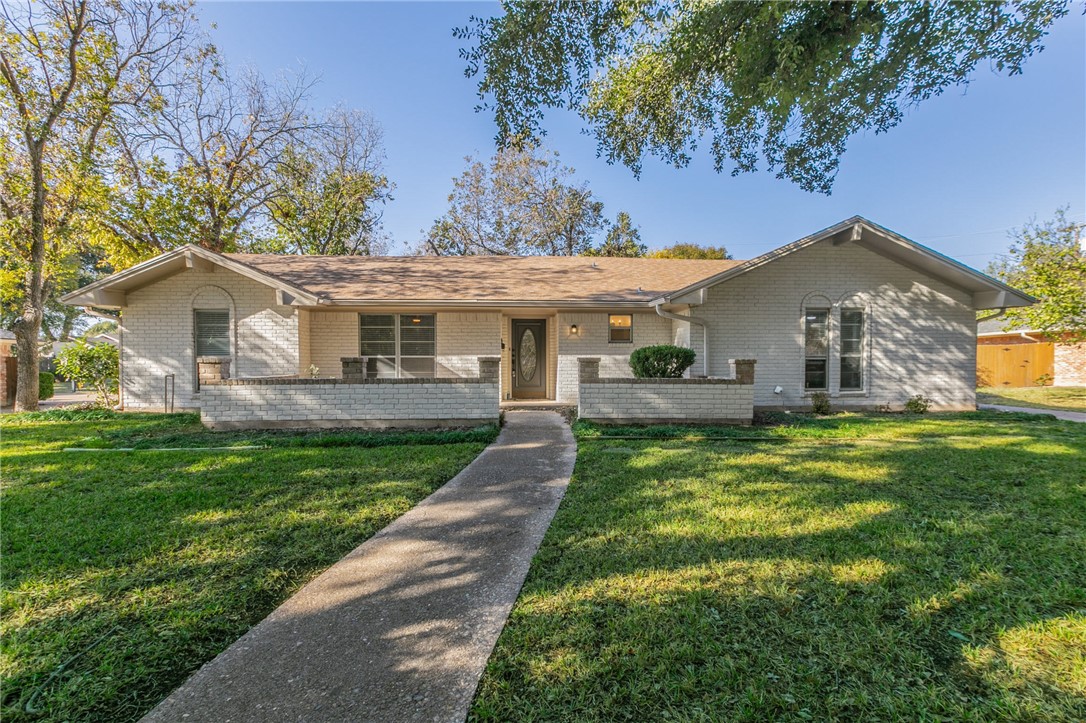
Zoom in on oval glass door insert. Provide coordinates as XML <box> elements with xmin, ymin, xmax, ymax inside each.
<box><xmin>520</xmin><ymin>329</ymin><xmax>537</xmax><ymax>382</ymax></box>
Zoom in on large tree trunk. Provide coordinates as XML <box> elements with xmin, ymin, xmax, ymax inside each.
<box><xmin>14</xmin><ymin>145</ymin><xmax>47</xmax><ymax>411</ymax></box>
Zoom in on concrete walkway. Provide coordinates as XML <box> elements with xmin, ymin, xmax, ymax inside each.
<box><xmin>143</xmin><ymin>411</ymin><xmax>576</xmax><ymax>723</ymax></box>
<box><xmin>979</xmin><ymin>403</ymin><xmax>1086</xmax><ymax>423</ymax></box>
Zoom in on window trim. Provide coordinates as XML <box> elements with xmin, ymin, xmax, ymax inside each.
<box><xmin>803</xmin><ymin>308</ymin><xmax>829</xmax><ymax>391</ymax></box>
<box><xmin>608</xmin><ymin>314</ymin><xmax>633</xmax><ymax>344</ymax></box>
<box><xmin>359</xmin><ymin>313</ymin><xmax>436</xmax><ymax>379</ymax></box>
<box><xmin>839</xmin><ymin>307</ymin><xmax>865</xmax><ymax>392</ymax></box>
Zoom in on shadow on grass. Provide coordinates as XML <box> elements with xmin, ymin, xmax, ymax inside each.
<box><xmin>1</xmin><ymin>415</ymin><xmax>492</xmax><ymax>723</ymax></box>
<box><xmin>471</xmin><ymin>417</ymin><xmax>1086</xmax><ymax>720</ymax></box>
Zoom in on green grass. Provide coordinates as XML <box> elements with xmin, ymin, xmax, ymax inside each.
<box><xmin>471</xmin><ymin>412</ymin><xmax>1086</xmax><ymax>721</ymax></box>
<box><xmin>1</xmin><ymin>410</ymin><xmax>497</xmax><ymax>723</ymax></box>
<box><xmin>977</xmin><ymin>386</ymin><xmax>1086</xmax><ymax>413</ymax></box>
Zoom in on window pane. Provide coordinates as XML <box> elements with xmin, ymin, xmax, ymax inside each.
<box><xmin>361</xmin><ymin>314</ymin><xmax>395</xmax><ymax>327</ymax></box>
<box><xmin>805</xmin><ymin>359</ymin><xmax>827</xmax><ymax>390</ymax></box>
<box><xmin>400</xmin><ymin>357</ymin><xmax>435</xmax><ymax>378</ymax></box>
<box><xmin>400</xmin><ymin>314</ymin><xmax>435</xmax><ymax>328</ymax></box>
<box><xmin>840</xmin><ymin>309</ymin><xmax>863</xmax><ymax>355</ymax></box>
<box><xmin>840</xmin><ymin>357</ymin><xmax>863</xmax><ymax>390</ymax></box>
<box><xmin>609</xmin><ymin>314</ymin><xmax>633</xmax><ymax>343</ymax></box>
<box><xmin>401</xmin><ymin>342</ymin><xmax>435</xmax><ymax>357</ymax></box>
<box><xmin>804</xmin><ymin>310</ymin><xmax>828</xmax><ymax>356</ymax></box>
<box><xmin>195</xmin><ymin>310</ymin><xmax>230</xmax><ymax>357</ymax></box>
<box><xmin>366</xmin><ymin>356</ymin><xmax>396</xmax><ymax>379</ymax></box>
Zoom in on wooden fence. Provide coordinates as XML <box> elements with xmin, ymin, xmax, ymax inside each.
<box><xmin>976</xmin><ymin>340</ymin><xmax>1055</xmax><ymax>387</ymax></box>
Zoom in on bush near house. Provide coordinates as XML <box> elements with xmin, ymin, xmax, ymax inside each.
<box><xmin>54</xmin><ymin>341</ymin><xmax>118</xmax><ymax>406</ymax></box>
<box><xmin>629</xmin><ymin>344</ymin><xmax>696</xmax><ymax>378</ymax></box>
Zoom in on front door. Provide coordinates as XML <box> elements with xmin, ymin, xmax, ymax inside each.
<box><xmin>511</xmin><ymin>319</ymin><xmax>547</xmax><ymax>399</ymax></box>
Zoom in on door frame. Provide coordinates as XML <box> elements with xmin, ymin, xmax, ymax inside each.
<box><xmin>510</xmin><ymin>318</ymin><xmax>548</xmax><ymax>399</ymax></box>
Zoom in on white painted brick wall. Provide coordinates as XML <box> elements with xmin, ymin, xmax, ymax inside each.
<box><xmin>200</xmin><ymin>380</ymin><xmax>499</xmax><ymax>428</ymax></box>
<box><xmin>436</xmin><ymin>312</ymin><xmax>501</xmax><ymax>377</ymax></box>
<box><xmin>122</xmin><ymin>269</ymin><xmax>299</xmax><ymax>409</ymax></box>
<box><xmin>555</xmin><ymin>312</ymin><xmax>672</xmax><ymax>403</ymax></box>
<box><xmin>580</xmin><ymin>381</ymin><xmax>755</xmax><ymax>422</ymax></box>
<box><xmin>695</xmin><ymin>240</ymin><xmax>977</xmax><ymax>410</ymax></box>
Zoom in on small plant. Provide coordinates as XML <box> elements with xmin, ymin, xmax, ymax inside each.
<box><xmin>874</xmin><ymin>403</ymin><xmax>893</xmax><ymax>413</ymax></box>
<box><xmin>55</xmin><ymin>341</ymin><xmax>119</xmax><ymax>407</ymax></box>
<box><xmin>810</xmin><ymin>391</ymin><xmax>831</xmax><ymax>415</ymax></box>
<box><xmin>904</xmin><ymin>394</ymin><xmax>933</xmax><ymax>414</ymax></box>
<box><xmin>1034</xmin><ymin>373</ymin><xmax>1053</xmax><ymax>387</ymax></box>
<box><xmin>307</xmin><ymin>364</ymin><xmax>321</xmax><ymax>378</ymax></box>
<box><xmin>629</xmin><ymin>344</ymin><xmax>696</xmax><ymax>378</ymax></box>
<box><xmin>38</xmin><ymin>371</ymin><xmax>54</xmax><ymax>400</ymax></box>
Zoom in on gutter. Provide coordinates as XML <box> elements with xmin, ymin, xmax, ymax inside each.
<box><xmin>653</xmin><ymin>303</ymin><xmax>711</xmax><ymax>376</ymax></box>
<box><xmin>976</xmin><ymin>308</ymin><xmax>1007</xmax><ymax>324</ymax></box>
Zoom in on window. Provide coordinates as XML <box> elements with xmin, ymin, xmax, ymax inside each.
<box><xmin>609</xmin><ymin>314</ymin><xmax>633</xmax><ymax>343</ymax></box>
<box><xmin>804</xmin><ymin>309</ymin><xmax>828</xmax><ymax>390</ymax></box>
<box><xmin>840</xmin><ymin>309</ymin><xmax>864</xmax><ymax>390</ymax></box>
<box><xmin>194</xmin><ymin>309</ymin><xmax>230</xmax><ymax>357</ymax></box>
<box><xmin>359</xmin><ymin>314</ymin><xmax>435</xmax><ymax>378</ymax></box>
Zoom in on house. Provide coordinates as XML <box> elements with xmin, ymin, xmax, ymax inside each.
<box><xmin>61</xmin><ymin>216</ymin><xmax>1033</xmax><ymax>428</ymax></box>
<box><xmin>976</xmin><ymin>318</ymin><xmax>1085</xmax><ymax>388</ymax></box>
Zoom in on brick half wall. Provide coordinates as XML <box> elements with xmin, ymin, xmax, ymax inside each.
<box><xmin>577</xmin><ymin>357</ymin><xmax>756</xmax><ymax>425</ymax></box>
<box><xmin>199</xmin><ymin>356</ymin><xmax>500</xmax><ymax>430</ymax></box>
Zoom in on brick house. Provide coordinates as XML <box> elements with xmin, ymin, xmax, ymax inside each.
<box><xmin>62</xmin><ymin>217</ymin><xmax>1033</xmax><ymax>428</ymax></box>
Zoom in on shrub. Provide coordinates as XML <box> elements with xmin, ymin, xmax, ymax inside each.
<box><xmin>1034</xmin><ymin>373</ymin><xmax>1053</xmax><ymax>387</ymax></box>
<box><xmin>38</xmin><ymin>372</ymin><xmax>54</xmax><ymax>400</ymax></box>
<box><xmin>904</xmin><ymin>394</ymin><xmax>933</xmax><ymax>414</ymax></box>
<box><xmin>629</xmin><ymin>345</ymin><xmax>696</xmax><ymax>378</ymax></box>
<box><xmin>55</xmin><ymin>341</ymin><xmax>119</xmax><ymax>407</ymax></box>
<box><xmin>810</xmin><ymin>391</ymin><xmax>831</xmax><ymax>415</ymax></box>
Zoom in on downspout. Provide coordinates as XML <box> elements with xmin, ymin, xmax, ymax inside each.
<box><xmin>654</xmin><ymin>302</ymin><xmax>711</xmax><ymax>377</ymax></box>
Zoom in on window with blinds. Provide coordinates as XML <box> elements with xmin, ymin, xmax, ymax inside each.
<box><xmin>803</xmin><ymin>309</ymin><xmax>828</xmax><ymax>390</ymax></box>
<box><xmin>839</xmin><ymin>309</ymin><xmax>864</xmax><ymax>390</ymax></box>
<box><xmin>194</xmin><ymin>309</ymin><xmax>230</xmax><ymax>357</ymax></box>
<box><xmin>359</xmin><ymin>314</ymin><xmax>435</xmax><ymax>379</ymax></box>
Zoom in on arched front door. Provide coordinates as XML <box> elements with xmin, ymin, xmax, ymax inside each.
<box><xmin>511</xmin><ymin>319</ymin><xmax>547</xmax><ymax>399</ymax></box>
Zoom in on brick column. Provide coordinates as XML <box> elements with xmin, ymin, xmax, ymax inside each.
<box><xmin>341</xmin><ymin>357</ymin><xmax>368</xmax><ymax>383</ymax></box>
<box><xmin>731</xmin><ymin>359</ymin><xmax>756</xmax><ymax>384</ymax></box>
<box><xmin>477</xmin><ymin>356</ymin><xmax>500</xmax><ymax>382</ymax></box>
<box><xmin>579</xmin><ymin>357</ymin><xmax>601</xmax><ymax>382</ymax></box>
<box><xmin>197</xmin><ymin>357</ymin><xmax>231</xmax><ymax>386</ymax></box>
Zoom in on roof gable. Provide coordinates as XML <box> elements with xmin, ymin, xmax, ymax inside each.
<box><xmin>654</xmin><ymin>216</ymin><xmax>1035</xmax><ymax>310</ymax></box>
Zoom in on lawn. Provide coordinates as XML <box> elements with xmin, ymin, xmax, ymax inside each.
<box><xmin>977</xmin><ymin>386</ymin><xmax>1086</xmax><ymax>413</ymax></box>
<box><xmin>1</xmin><ymin>410</ymin><xmax>496</xmax><ymax>723</ymax></box>
<box><xmin>471</xmin><ymin>412</ymin><xmax>1086</xmax><ymax>721</ymax></box>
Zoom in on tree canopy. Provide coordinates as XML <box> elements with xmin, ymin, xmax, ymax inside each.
<box><xmin>989</xmin><ymin>208</ymin><xmax>1086</xmax><ymax>343</ymax></box>
<box><xmin>423</xmin><ymin>145</ymin><xmax>614</xmax><ymax>256</ymax></box>
<box><xmin>649</xmin><ymin>243</ymin><xmax>732</xmax><ymax>260</ymax></box>
<box><xmin>459</xmin><ymin>1</ymin><xmax>1068</xmax><ymax>194</ymax></box>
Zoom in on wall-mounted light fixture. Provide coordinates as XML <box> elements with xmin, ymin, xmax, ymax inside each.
<box><xmin>569</xmin><ymin>324</ymin><xmax>579</xmax><ymax>336</ymax></box>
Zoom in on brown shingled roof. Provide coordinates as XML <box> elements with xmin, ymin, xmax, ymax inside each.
<box><xmin>222</xmin><ymin>254</ymin><xmax>743</xmax><ymax>303</ymax></box>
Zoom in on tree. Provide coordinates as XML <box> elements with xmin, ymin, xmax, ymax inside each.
<box><xmin>988</xmin><ymin>208</ymin><xmax>1086</xmax><ymax>342</ymax></box>
<box><xmin>423</xmin><ymin>145</ymin><xmax>607</xmax><ymax>256</ymax></box>
<box><xmin>1</xmin><ymin>0</ymin><xmax>196</xmax><ymax>410</ymax></box>
<box><xmin>649</xmin><ymin>243</ymin><xmax>731</xmax><ymax>260</ymax></box>
<box><xmin>587</xmin><ymin>211</ymin><xmax>646</xmax><ymax>257</ymax></box>
<box><xmin>55</xmin><ymin>339</ymin><xmax>119</xmax><ymax>406</ymax></box>
<box><xmin>458</xmin><ymin>2</ymin><xmax>1069</xmax><ymax>194</ymax></box>
<box><xmin>263</xmin><ymin>108</ymin><xmax>393</xmax><ymax>255</ymax></box>
<box><xmin>106</xmin><ymin>57</ymin><xmax>315</xmax><ymax>259</ymax></box>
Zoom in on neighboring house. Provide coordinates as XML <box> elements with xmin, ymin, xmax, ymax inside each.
<box><xmin>61</xmin><ymin>216</ymin><xmax>1033</xmax><ymax>428</ymax></box>
<box><xmin>976</xmin><ymin>318</ymin><xmax>1085</xmax><ymax>388</ymax></box>
<box><xmin>1</xmin><ymin>330</ymin><xmax>15</xmax><ymax>408</ymax></box>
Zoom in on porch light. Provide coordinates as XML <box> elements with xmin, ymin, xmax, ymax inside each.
<box><xmin>570</xmin><ymin>324</ymin><xmax>579</xmax><ymax>336</ymax></box>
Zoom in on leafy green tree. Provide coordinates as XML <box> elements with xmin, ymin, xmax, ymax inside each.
<box><xmin>649</xmin><ymin>243</ymin><xmax>731</xmax><ymax>260</ymax></box>
<box><xmin>587</xmin><ymin>211</ymin><xmax>646</xmax><ymax>257</ymax></box>
<box><xmin>264</xmin><ymin>108</ymin><xmax>393</xmax><ymax>255</ymax></box>
<box><xmin>55</xmin><ymin>340</ymin><xmax>119</xmax><ymax>406</ymax></box>
<box><xmin>424</xmin><ymin>145</ymin><xmax>607</xmax><ymax>256</ymax></box>
<box><xmin>988</xmin><ymin>208</ymin><xmax>1086</xmax><ymax>342</ymax></box>
<box><xmin>1</xmin><ymin>0</ymin><xmax>197</xmax><ymax>410</ymax></box>
<box><xmin>459</xmin><ymin>1</ymin><xmax>1068</xmax><ymax>194</ymax></box>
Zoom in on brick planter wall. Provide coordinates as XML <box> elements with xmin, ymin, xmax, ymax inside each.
<box><xmin>577</xmin><ymin>357</ymin><xmax>756</xmax><ymax>425</ymax></box>
<box><xmin>198</xmin><ymin>357</ymin><xmax>500</xmax><ymax>430</ymax></box>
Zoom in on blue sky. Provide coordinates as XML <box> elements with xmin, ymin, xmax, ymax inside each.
<box><xmin>199</xmin><ymin>1</ymin><xmax>1085</xmax><ymax>266</ymax></box>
